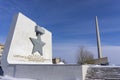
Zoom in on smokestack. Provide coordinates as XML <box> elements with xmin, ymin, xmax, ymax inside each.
<box><xmin>95</xmin><ymin>16</ymin><xmax>102</xmax><ymax>59</ymax></box>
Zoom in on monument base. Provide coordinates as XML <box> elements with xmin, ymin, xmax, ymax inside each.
<box><xmin>3</xmin><ymin>65</ymin><xmax>86</xmax><ymax>80</ymax></box>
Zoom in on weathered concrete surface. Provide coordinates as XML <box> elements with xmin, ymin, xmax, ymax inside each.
<box><xmin>7</xmin><ymin>65</ymin><xmax>83</xmax><ymax>80</ymax></box>
<box><xmin>86</xmin><ymin>66</ymin><xmax>120</xmax><ymax>80</ymax></box>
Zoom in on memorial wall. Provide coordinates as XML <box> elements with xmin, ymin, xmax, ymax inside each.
<box><xmin>1</xmin><ymin>13</ymin><xmax>86</xmax><ymax>80</ymax></box>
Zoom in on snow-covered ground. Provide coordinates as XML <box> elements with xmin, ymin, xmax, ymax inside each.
<box><xmin>0</xmin><ymin>75</ymin><xmax>36</xmax><ymax>80</ymax></box>
<box><xmin>0</xmin><ymin>75</ymin><xmax>80</xmax><ymax>80</ymax></box>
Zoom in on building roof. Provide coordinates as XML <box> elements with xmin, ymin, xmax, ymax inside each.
<box><xmin>0</xmin><ymin>43</ymin><xmax>4</xmax><ymax>46</ymax></box>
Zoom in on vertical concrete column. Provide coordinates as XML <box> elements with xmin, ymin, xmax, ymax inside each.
<box><xmin>95</xmin><ymin>16</ymin><xmax>102</xmax><ymax>59</ymax></box>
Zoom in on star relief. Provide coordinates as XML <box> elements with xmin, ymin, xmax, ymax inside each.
<box><xmin>30</xmin><ymin>34</ymin><xmax>45</xmax><ymax>56</ymax></box>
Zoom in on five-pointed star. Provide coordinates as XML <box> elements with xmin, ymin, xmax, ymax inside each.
<box><xmin>30</xmin><ymin>36</ymin><xmax>45</xmax><ymax>55</ymax></box>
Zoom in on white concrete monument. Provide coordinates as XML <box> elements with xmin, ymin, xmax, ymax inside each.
<box><xmin>2</xmin><ymin>13</ymin><xmax>52</xmax><ymax>65</ymax></box>
<box><xmin>1</xmin><ymin>13</ymin><xmax>53</xmax><ymax>76</ymax></box>
<box><xmin>1</xmin><ymin>13</ymin><xmax>85</xmax><ymax>80</ymax></box>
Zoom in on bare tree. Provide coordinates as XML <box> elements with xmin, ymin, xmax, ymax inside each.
<box><xmin>77</xmin><ymin>47</ymin><xmax>94</xmax><ymax>65</ymax></box>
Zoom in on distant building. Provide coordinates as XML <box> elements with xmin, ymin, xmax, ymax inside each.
<box><xmin>52</xmin><ymin>58</ymin><xmax>64</xmax><ymax>64</ymax></box>
<box><xmin>0</xmin><ymin>44</ymin><xmax>4</xmax><ymax>64</ymax></box>
<box><xmin>0</xmin><ymin>44</ymin><xmax>4</xmax><ymax>57</ymax></box>
<box><xmin>0</xmin><ymin>44</ymin><xmax>4</xmax><ymax>75</ymax></box>
<box><xmin>52</xmin><ymin>58</ymin><xmax>61</xmax><ymax>64</ymax></box>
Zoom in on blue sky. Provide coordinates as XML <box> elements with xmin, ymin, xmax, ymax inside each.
<box><xmin>0</xmin><ymin>0</ymin><xmax>120</xmax><ymax>64</ymax></box>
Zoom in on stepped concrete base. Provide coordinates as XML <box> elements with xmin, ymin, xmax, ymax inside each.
<box><xmin>86</xmin><ymin>66</ymin><xmax>120</xmax><ymax>80</ymax></box>
<box><xmin>3</xmin><ymin>64</ymin><xmax>87</xmax><ymax>80</ymax></box>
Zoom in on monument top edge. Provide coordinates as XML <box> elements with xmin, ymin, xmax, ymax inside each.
<box><xmin>15</xmin><ymin>12</ymin><xmax>51</xmax><ymax>33</ymax></box>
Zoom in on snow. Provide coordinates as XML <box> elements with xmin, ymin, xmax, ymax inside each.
<box><xmin>0</xmin><ymin>75</ymin><xmax>36</xmax><ymax>80</ymax></box>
